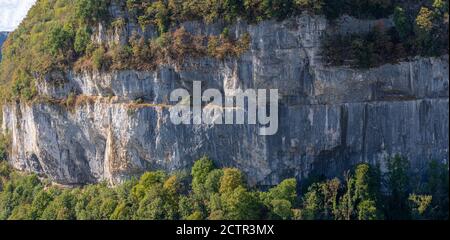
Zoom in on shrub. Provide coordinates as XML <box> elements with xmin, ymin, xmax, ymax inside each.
<box><xmin>65</xmin><ymin>92</ymin><xmax>77</xmax><ymax>109</ymax></box>
<box><xmin>11</xmin><ymin>71</ymin><xmax>37</xmax><ymax>101</ymax></box>
<box><xmin>46</xmin><ymin>24</ymin><xmax>74</xmax><ymax>57</ymax></box>
<box><xmin>0</xmin><ymin>133</ymin><xmax>11</xmax><ymax>161</ymax></box>
<box><xmin>409</xmin><ymin>194</ymin><xmax>433</xmax><ymax>220</ymax></box>
<box><xmin>394</xmin><ymin>6</ymin><xmax>412</xmax><ymax>40</ymax></box>
<box><xmin>75</xmin><ymin>0</ymin><xmax>110</xmax><ymax>23</ymax></box>
<box><xmin>74</xmin><ymin>26</ymin><xmax>91</xmax><ymax>55</ymax></box>
<box><xmin>91</xmin><ymin>46</ymin><xmax>108</xmax><ymax>71</ymax></box>
<box><xmin>385</xmin><ymin>155</ymin><xmax>411</xmax><ymax>220</ymax></box>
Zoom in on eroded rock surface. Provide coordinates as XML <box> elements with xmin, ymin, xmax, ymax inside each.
<box><xmin>2</xmin><ymin>15</ymin><xmax>449</xmax><ymax>186</ymax></box>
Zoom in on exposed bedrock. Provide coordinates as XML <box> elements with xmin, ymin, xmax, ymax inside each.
<box><xmin>2</xmin><ymin>15</ymin><xmax>449</xmax><ymax>185</ymax></box>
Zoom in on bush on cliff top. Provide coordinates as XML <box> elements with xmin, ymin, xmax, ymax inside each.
<box><xmin>321</xmin><ymin>0</ymin><xmax>449</xmax><ymax>68</ymax></box>
<box><xmin>0</xmin><ymin>0</ymin><xmax>447</xmax><ymax>103</ymax></box>
<box><xmin>0</xmin><ymin>0</ymin><xmax>78</xmax><ymax>102</ymax></box>
<box><xmin>0</xmin><ymin>0</ymin><xmax>256</xmax><ymax>103</ymax></box>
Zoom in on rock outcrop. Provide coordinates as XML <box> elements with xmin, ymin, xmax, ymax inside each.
<box><xmin>2</xmin><ymin>15</ymin><xmax>449</xmax><ymax>186</ymax></box>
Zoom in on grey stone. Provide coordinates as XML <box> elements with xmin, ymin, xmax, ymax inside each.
<box><xmin>2</xmin><ymin>15</ymin><xmax>448</xmax><ymax>186</ymax></box>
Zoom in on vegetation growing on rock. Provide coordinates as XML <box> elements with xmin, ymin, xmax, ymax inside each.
<box><xmin>322</xmin><ymin>0</ymin><xmax>449</xmax><ymax>68</ymax></box>
<box><xmin>0</xmin><ymin>0</ymin><xmax>254</xmax><ymax>103</ymax></box>
<box><xmin>73</xmin><ymin>27</ymin><xmax>251</xmax><ymax>72</ymax></box>
<box><xmin>1</xmin><ymin>0</ymin><xmax>448</xmax><ymax>103</ymax></box>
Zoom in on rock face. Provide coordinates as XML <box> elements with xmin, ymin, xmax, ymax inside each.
<box><xmin>2</xmin><ymin>15</ymin><xmax>449</xmax><ymax>186</ymax></box>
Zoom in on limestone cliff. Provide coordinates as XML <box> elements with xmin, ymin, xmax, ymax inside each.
<box><xmin>2</xmin><ymin>14</ymin><xmax>449</xmax><ymax>186</ymax></box>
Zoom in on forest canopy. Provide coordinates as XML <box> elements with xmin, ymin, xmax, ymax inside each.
<box><xmin>0</xmin><ymin>151</ymin><xmax>448</xmax><ymax>220</ymax></box>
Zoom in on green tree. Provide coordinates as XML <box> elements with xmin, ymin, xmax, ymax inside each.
<box><xmin>321</xmin><ymin>178</ymin><xmax>341</xmax><ymax>219</ymax></box>
<box><xmin>31</xmin><ymin>189</ymin><xmax>57</xmax><ymax>219</ymax></box>
<box><xmin>178</xmin><ymin>195</ymin><xmax>196</xmax><ymax>220</ymax></box>
<box><xmin>260</xmin><ymin>178</ymin><xmax>297</xmax><ymax>219</ymax></box>
<box><xmin>0</xmin><ymin>134</ymin><xmax>10</xmax><ymax>161</ymax></box>
<box><xmin>8</xmin><ymin>204</ymin><xmax>33</xmax><ymax>220</ymax></box>
<box><xmin>385</xmin><ymin>155</ymin><xmax>411</xmax><ymax>220</ymax></box>
<box><xmin>11</xmin><ymin>70</ymin><xmax>37</xmax><ymax>101</ymax></box>
<box><xmin>75</xmin><ymin>0</ymin><xmax>110</xmax><ymax>23</ymax></box>
<box><xmin>302</xmin><ymin>183</ymin><xmax>323</xmax><ymax>220</ymax></box>
<box><xmin>135</xmin><ymin>192</ymin><xmax>166</xmax><ymax>220</ymax></box>
<box><xmin>0</xmin><ymin>184</ymin><xmax>14</xmax><ymax>219</ymax></box>
<box><xmin>351</xmin><ymin>38</ymin><xmax>374</xmax><ymax>68</ymax></box>
<box><xmin>221</xmin><ymin>186</ymin><xmax>261</xmax><ymax>220</ymax></box>
<box><xmin>354</xmin><ymin>163</ymin><xmax>381</xmax><ymax>203</ymax></box>
<box><xmin>131</xmin><ymin>171</ymin><xmax>167</xmax><ymax>200</ymax></box>
<box><xmin>426</xmin><ymin>160</ymin><xmax>449</xmax><ymax>219</ymax></box>
<box><xmin>415</xmin><ymin>6</ymin><xmax>436</xmax><ymax>56</ymax></box>
<box><xmin>338</xmin><ymin>172</ymin><xmax>357</xmax><ymax>220</ymax></box>
<box><xmin>205</xmin><ymin>169</ymin><xmax>224</xmax><ymax>196</ymax></box>
<box><xmin>271</xmin><ymin>199</ymin><xmax>293</xmax><ymax>220</ymax></box>
<box><xmin>294</xmin><ymin>0</ymin><xmax>324</xmax><ymax>13</ymax></box>
<box><xmin>261</xmin><ymin>178</ymin><xmax>297</xmax><ymax>205</ymax></box>
<box><xmin>223</xmin><ymin>0</ymin><xmax>244</xmax><ymax>22</ymax></box>
<box><xmin>219</xmin><ymin>168</ymin><xmax>244</xmax><ymax>194</ymax></box>
<box><xmin>207</xmin><ymin>193</ymin><xmax>223</xmax><ymax>217</ymax></box>
<box><xmin>75</xmin><ymin>183</ymin><xmax>118</xmax><ymax>220</ymax></box>
<box><xmin>416</xmin><ymin>7</ymin><xmax>434</xmax><ymax>32</ymax></box>
<box><xmin>146</xmin><ymin>0</ymin><xmax>170</xmax><ymax>34</ymax></box>
<box><xmin>394</xmin><ymin>6</ymin><xmax>411</xmax><ymax>40</ymax></box>
<box><xmin>91</xmin><ymin>46</ymin><xmax>108</xmax><ymax>71</ymax></box>
<box><xmin>110</xmin><ymin>202</ymin><xmax>133</xmax><ymax>220</ymax></box>
<box><xmin>301</xmin><ymin>178</ymin><xmax>341</xmax><ymax>220</ymax></box>
<box><xmin>354</xmin><ymin>163</ymin><xmax>382</xmax><ymax>219</ymax></box>
<box><xmin>74</xmin><ymin>26</ymin><xmax>91</xmax><ymax>54</ymax></box>
<box><xmin>46</xmin><ymin>25</ymin><xmax>74</xmax><ymax>57</ymax></box>
<box><xmin>261</xmin><ymin>0</ymin><xmax>294</xmax><ymax>20</ymax></box>
<box><xmin>3</xmin><ymin>174</ymin><xmax>44</xmax><ymax>220</ymax></box>
<box><xmin>243</xmin><ymin>0</ymin><xmax>265</xmax><ymax>22</ymax></box>
<box><xmin>409</xmin><ymin>194</ymin><xmax>433</xmax><ymax>220</ymax></box>
<box><xmin>357</xmin><ymin>200</ymin><xmax>377</xmax><ymax>220</ymax></box>
<box><xmin>191</xmin><ymin>157</ymin><xmax>216</xmax><ymax>202</ymax></box>
<box><xmin>186</xmin><ymin>211</ymin><xmax>203</xmax><ymax>220</ymax></box>
<box><xmin>41</xmin><ymin>190</ymin><xmax>77</xmax><ymax>220</ymax></box>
